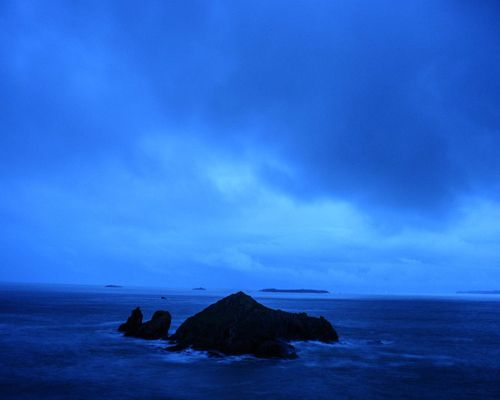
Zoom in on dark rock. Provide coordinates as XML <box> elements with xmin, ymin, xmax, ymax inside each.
<box><xmin>161</xmin><ymin>296</ymin><xmax>166</xmax><ymax>299</ymax></box>
<box><xmin>118</xmin><ymin>307</ymin><xmax>143</xmax><ymax>335</ymax></box>
<box><xmin>206</xmin><ymin>350</ymin><xmax>224</xmax><ymax>358</ymax></box>
<box><xmin>254</xmin><ymin>339</ymin><xmax>297</xmax><ymax>359</ymax></box>
<box><xmin>165</xmin><ymin>343</ymin><xmax>187</xmax><ymax>352</ymax></box>
<box><xmin>119</xmin><ymin>308</ymin><xmax>171</xmax><ymax>340</ymax></box>
<box><xmin>136</xmin><ymin>311</ymin><xmax>171</xmax><ymax>340</ymax></box>
<box><xmin>167</xmin><ymin>291</ymin><xmax>338</xmax><ymax>358</ymax></box>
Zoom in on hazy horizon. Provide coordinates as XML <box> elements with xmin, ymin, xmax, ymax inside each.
<box><xmin>1</xmin><ymin>280</ymin><xmax>498</xmax><ymax>297</ymax></box>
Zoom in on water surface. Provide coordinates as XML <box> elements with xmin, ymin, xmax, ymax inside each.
<box><xmin>0</xmin><ymin>284</ymin><xmax>499</xmax><ymax>399</ymax></box>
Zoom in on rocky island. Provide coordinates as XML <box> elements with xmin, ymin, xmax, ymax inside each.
<box><xmin>118</xmin><ymin>292</ymin><xmax>338</xmax><ymax>358</ymax></box>
<box><xmin>119</xmin><ymin>307</ymin><xmax>171</xmax><ymax>339</ymax></box>
<box><xmin>457</xmin><ymin>290</ymin><xmax>500</xmax><ymax>295</ymax></box>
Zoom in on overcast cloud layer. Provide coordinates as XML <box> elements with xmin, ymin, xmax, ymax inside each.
<box><xmin>1</xmin><ymin>0</ymin><xmax>499</xmax><ymax>293</ymax></box>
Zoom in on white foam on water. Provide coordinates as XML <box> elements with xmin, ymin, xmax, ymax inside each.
<box><xmin>159</xmin><ymin>348</ymin><xmax>210</xmax><ymax>364</ymax></box>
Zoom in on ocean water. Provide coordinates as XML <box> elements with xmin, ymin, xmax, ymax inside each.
<box><xmin>0</xmin><ymin>284</ymin><xmax>499</xmax><ymax>399</ymax></box>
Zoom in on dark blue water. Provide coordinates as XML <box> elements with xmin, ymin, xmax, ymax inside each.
<box><xmin>0</xmin><ymin>284</ymin><xmax>499</xmax><ymax>399</ymax></box>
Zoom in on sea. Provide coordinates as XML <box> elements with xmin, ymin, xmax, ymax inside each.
<box><xmin>0</xmin><ymin>283</ymin><xmax>499</xmax><ymax>399</ymax></box>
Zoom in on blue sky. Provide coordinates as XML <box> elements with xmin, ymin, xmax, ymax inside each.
<box><xmin>1</xmin><ymin>0</ymin><xmax>499</xmax><ymax>293</ymax></box>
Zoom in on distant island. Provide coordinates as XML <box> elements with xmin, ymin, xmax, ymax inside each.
<box><xmin>192</xmin><ymin>287</ymin><xmax>206</xmax><ymax>291</ymax></box>
<box><xmin>105</xmin><ymin>284</ymin><xmax>122</xmax><ymax>288</ymax></box>
<box><xmin>457</xmin><ymin>290</ymin><xmax>500</xmax><ymax>295</ymax></box>
<box><xmin>260</xmin><ymin>288</ymin><xmax>329</xmax><ymax>294</ymax></box>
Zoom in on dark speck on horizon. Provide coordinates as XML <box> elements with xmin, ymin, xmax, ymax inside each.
<box><xmin>1</xmin><ymin>1</ymin><xmax>499</xmax><ymax>399</ymax></box>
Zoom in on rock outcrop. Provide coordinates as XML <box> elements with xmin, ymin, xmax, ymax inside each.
<box><xmin>118</xmin><ymin>307</ymin><xmax>143</xmax><ymax>335</ymax></box>
<box><xmin>119</xmin><ymin>308</ymin><xmax>171</xmax><ymax>340</ymax></box>
<box><xmin>167</xmin><ymin>291</ymin><xmax>338</xmax><ymax>358</ymax></box>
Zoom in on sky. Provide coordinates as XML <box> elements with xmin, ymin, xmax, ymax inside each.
<box><xmin>1</xmin><ymin>0</ymin><xmax>499</xmax><ymax>293</ymax></box>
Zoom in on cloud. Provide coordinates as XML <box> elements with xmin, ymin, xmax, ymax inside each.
<box><xmin>2</xmin><ymin>130</ymin><xmax>499</xmax><ymax>291</ymax></box>
<box><xmin>2</xmin><ymin>1</ymin><xmax>500</xmax><ymax>214</ymax></box>
<box><xmin>1</xmin><ymin>1</ymin><xmax>499</xmax><ymax>291</ymax></box>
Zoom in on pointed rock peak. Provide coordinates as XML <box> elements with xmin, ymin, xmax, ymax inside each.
<box><xmin>211</xmin><ymin>291</ymin><xmax>263</xmax><ymax>311</ymax></box>
<box><xmin>230</xmin><ymin>291</ymin><xmax>253</xmax><ymax>299</ymax></box>
<box><xmin>223</xmin><ymin>291</ymin><xmax>259</xmax><ymax>303</ymax></box>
